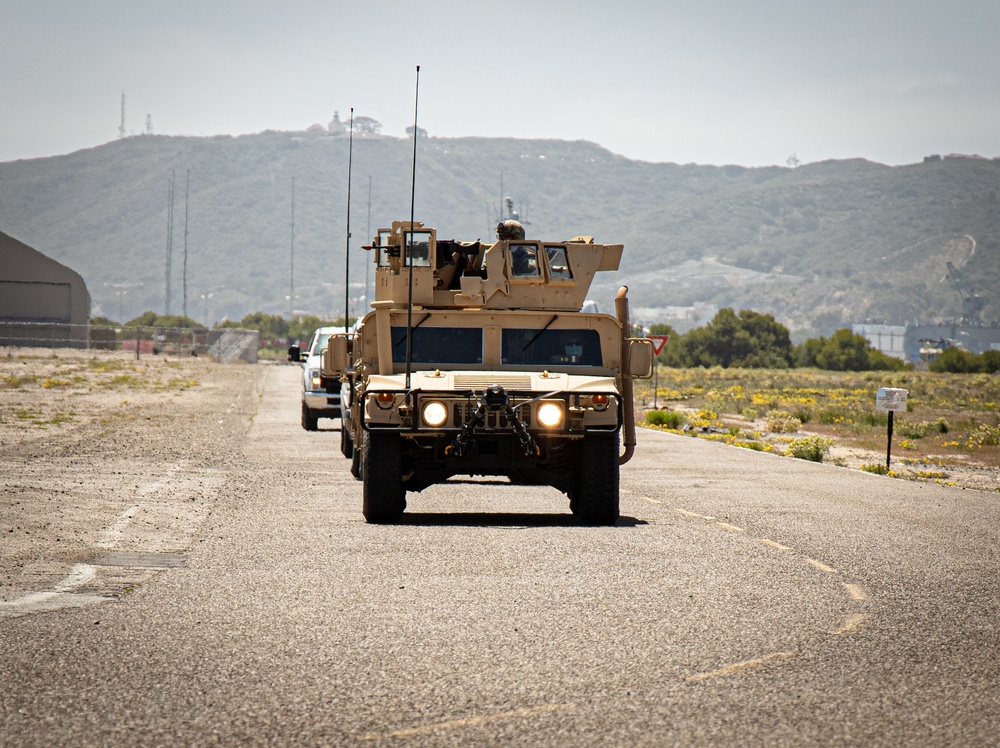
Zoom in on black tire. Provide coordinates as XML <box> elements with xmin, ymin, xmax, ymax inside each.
<box><xmin>574</xmin><ymin>433</ymin><xmax>620</xmax><ymax>526</ymax></box>
<box><xmin>351</xmin><ymin>439</ymin><xmax>362</xmax><ymax>480</ymax></box>
<box><xmin>363</xmin><ymin>431</ymin><xmax>406</xmax><ymax>523</ymax></box>
<box><xmin>340</xmin><ymin>419</ymin><xmax>354</xmax><ymax>458</ymax></box>
<box><xmin>301</xmin><ymin>401</ymin><xmax>319</xmax><ymax>431</ymax></box>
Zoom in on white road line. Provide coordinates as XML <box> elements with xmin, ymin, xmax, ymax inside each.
<box><xmin>95</xmin><ymin>505</ymin><xmax>140</xmax><ymax>549</ymax></box>
<box><xmin>0</xmin><ymin>564</ymin><xmax>103</xmax><ymax>619</ymax></box>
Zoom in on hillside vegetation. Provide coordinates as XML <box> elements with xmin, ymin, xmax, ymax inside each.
<box><xmin>1</xmin><ymin>131</ymin><xmax>998</xmax><ymax>334</ymax></box>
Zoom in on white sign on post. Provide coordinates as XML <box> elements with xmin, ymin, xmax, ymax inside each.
<box><xmin>876</xmin><ymin>388</ymin><xmax>908</xmax><ymax>412</ymax></box>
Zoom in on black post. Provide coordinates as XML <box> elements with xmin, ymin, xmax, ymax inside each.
<box><xmin>886</xmin><ymin>410</ymin><xmax>894</xmax><ymax>469</ymax></box>
<box><xmin>136</xmin><ymin>326</ymin><xmax>141</xmax><ymax>361</ymax></box>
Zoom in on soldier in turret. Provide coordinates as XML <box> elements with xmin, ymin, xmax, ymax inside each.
<box><xmin>496</xmin><ymin>220</ymin><xmax>525</xmax><ymax>241</ymax></box>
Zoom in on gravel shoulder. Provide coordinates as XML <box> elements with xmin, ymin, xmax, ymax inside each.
<box><xmin>0</xmin><ymin>348</ymin><xmax>264</xmax><ymax>606</ymax></box>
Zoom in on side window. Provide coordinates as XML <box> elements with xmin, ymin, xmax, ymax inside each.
<box><xmin>509</xmin><ymin>244</ymin><xmax>541</xmax><ymax>278</ymax></box>
<box><xmin>545</xmin><ymin>245</ymin><xmax>572</xmax><ymax>280</ymax></box>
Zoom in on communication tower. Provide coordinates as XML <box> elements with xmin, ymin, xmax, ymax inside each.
<box><xmin>119</xmin><ymin>91</ymin><xmax>126</xmax><ymax>139</ymax></box>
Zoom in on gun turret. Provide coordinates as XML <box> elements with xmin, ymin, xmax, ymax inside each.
<box><xmin>367</xmin><ymin>221</ymin><xmax>621</xmax><ymax>312</ymax></box>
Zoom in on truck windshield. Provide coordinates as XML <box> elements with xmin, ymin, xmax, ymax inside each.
<box><xmin>501</xmin><ymin>329</ymin><xmax>601</xmax><ymax>366</ymax></box>
<box><xmin>312</xmin><ymin>333</ymin><xmax>332</xmax><ymax>354</ymax></box>
<box><xmin>391</xmin><ymin>327</ymin><xmax>484</xmax><ymax>365</ymax></box>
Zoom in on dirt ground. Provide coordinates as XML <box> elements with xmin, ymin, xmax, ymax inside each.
<box><xmin>0</xmin><ymin>347</ymin><xmax>262</xmax><ymax>606</ymax></box>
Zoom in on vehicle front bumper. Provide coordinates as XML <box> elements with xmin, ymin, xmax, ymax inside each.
<box><xmin>304</xmin><ymin>390</ymin><xmax>341</xmax><ymax>414</ymax></box>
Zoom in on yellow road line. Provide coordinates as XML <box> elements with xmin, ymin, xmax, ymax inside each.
<box><xmin>363</xmin><ymin>704</ymin><xmax>573</xmax><ymax>740</ymax></box>
<box><xmin>641</xmin><ymin>496</ymin><xmax>662</xmax><ymax>504</ymax></box>
<box><xmin>756</xmin><ymin>538</ymin><xmax>793</xmax><ymax>551</ymax></box>
<box><xmin>805</xmin><ymin>558</ymin><xmax>837</xmax><ymax>573</ymax></box>
<box><xmin>832</xmin><ymin>613</ymin><xmax>868</xmax><ymax>636</ymax></box>
<box><xmin>715</xmin><ymin>522</ymin><xmax>746</xmax><ymax>533</ymax></box>
<box><xmin>843</xmin><ymin>583</ymin><xmax>867</xmax><ymax>601</ymax></box>
<box><xmin>673</xmin><ymin>507</ymin><xmax>703</xmax><ymax>518</ymax></box>
<box><xmin>686</xmin><ymin>652</ymin><xmax>795</xmax><ymax>683</ymax></box>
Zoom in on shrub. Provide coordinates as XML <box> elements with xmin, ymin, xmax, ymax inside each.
<box><xmin>785</xmin><ymin>435</ymin><xmax>833</xmax><ymax>462</ymax></box>
<box><xmin>967</xmin><ymin>423</ymin><xmax>1000</xmax><ymax>447</ymax></box>
<box><xmin>861</xmin><ymin>462</ymin><xmax>888</xmax><ymax>474</ymax></box>
<box><xmin>792</xmin><ymin>407</ymin><xmax>812</xmax><ymax>424</ymax></box>
<box><xmin>646</xmin><ymin>410</ymin><xmax>685</xmax><ymax>429</ymax></box>
<box><xmin>766</xmin><ymin>411</ymin><xmax>801</xmax><ymax>433</ymax></box>
<box><xmin>895</xmin><ymin>420</ymin><xmax>928</xmax><ymax>439</ymax></box>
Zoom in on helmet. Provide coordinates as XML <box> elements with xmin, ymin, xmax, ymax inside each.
<box><xmin>496</xmin><ymin>220</ymin><xmax>525</xmax><ymax>241</ymax></box>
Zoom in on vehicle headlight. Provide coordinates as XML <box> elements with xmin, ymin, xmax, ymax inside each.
<box><xmin>421</xmin><ymin>400</ymin><xmax>448</xmax><ymax>427</ymax></box>
<box><xmin>536</xmin><ymin>401</ymin><xmax>564</xmax><ymax>428</ymax></box>
<box><xmin>310</xmin><ymin>370</ymin><xmax>322</xmax><ymax>388</ymax></box>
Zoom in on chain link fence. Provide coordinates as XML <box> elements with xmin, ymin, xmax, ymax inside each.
<box><xmin>0</xmin><ymin>322</ymin><xmax>260</xmax><ymax>364</ymax></box>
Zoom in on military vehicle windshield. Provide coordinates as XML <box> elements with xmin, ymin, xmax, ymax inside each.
<box><xmin>390</xmin><ymin>326</ymin><xmax>484</xmax><ymax>365</ymax></box>
<box><xmin>501</xmin><ymin>328</ymin><xmax>602</xmax><ymax>366</ymax></box>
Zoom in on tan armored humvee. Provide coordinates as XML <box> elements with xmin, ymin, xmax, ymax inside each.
<box><xmin>325</xmin><ymin>221</ymin><xmax>653</xmax><ymax>525</ymax></box>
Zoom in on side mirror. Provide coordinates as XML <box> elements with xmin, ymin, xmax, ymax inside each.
<box><xmin>324</xmin><ymin>334</ymin><xmax>350</xmax><ymax>376</ymax></box>
<box><xmin>627</xmin><ymin>338</ymin><xmax>654</xmax><ymax>379</ymax></box>
<box><xmin>287</xmin><ymin>345</ymin><xmax>301</xmax><ymax>362</ymax></box>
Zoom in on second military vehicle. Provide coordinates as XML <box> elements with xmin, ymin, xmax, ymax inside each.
<box><xmin>325</xmin><ymin>220</ymin><xmax>653</xmax><ymax>525</ymax></box>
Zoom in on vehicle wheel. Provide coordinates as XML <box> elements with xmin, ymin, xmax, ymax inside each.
<box><xmin>363</xmin><ymin>431</ymin><xmax>405</xmax><ymax>523</ymax></box>
<box><xmin>574</xmin><ymin>433</ymin><xmax>620</xmax><ymax>526</ymax></box>
<box><xmin>340</xmin><ymin>419</ymin><xmax>354</xmax><ymax>458</ymax></box>
<box><xmin>301</xmin><ymin>401</ymin><xmax>319</xmax><ymax>431</ymax></box>
<box><xmin>351</xmin><ymin>437</ymin><xmax>362</xmax><ymax>480</ymax></box>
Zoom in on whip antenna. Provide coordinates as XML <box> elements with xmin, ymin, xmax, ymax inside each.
<box><xmin>344</xmin><ymin>107</ymin><xmax>354</xmax><ymax>333</ymax></box>
<box><xmin>405</xmin><ymin>65</ymin><xmax>420</xmax><ymax>389</ymax></box>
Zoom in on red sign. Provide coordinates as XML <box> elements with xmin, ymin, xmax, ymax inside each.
<box><xmin>648</xmin><ymin>335</ymin><xmax>670</xmax><ymax>355</ymax></box>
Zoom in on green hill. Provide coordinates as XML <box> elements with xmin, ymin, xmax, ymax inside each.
<box><xmin>1</xmin><ymin>131</ymin><xmax>997</xmax><ymax>335</ymax></box>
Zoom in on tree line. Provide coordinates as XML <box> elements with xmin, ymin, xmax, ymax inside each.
<box><xmin>649</xmin><ymin>308</ymin><xmax>908</xmax><ymax>371</ymax></box>
<box><xmin>92</xmin><ymin>311</ymin><xmax>351</xmax><ymax>349</ymax></box>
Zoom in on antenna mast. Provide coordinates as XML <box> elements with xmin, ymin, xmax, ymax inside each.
<box><xmin>165</xmin><ymin>170</ymin><xmax>175</xmax><ymax>315</ymax></box>
<box><xmin>344</xmin><ymin>108</ymin><xmax>355</xmax><ymax>333</ymax></box>
<box><xmin>119</xmin><ymin>91</ymin><xmax>126</xmax><ymax>139</ymax></box>
<box><xmin>289</xmin><ymin>177</ymin><xmax>295</xmax><ymax>318</ymax></box>
<box><xmin>405</xmin><ymin>65</ymin><xmax>421</xmax><ymax>390</ymax></box>
<box><xmin>365</xmin><ymin>175</ymin><xmax>372</xmax><ymax>313</ymax></box>
<box><xmin>182</xmin><ymin>169</ymin><xmax>190</xmax><ymax>320</ymax></box>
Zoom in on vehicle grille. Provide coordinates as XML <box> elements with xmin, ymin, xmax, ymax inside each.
<box><xmin>453</xmin><ymin>374</ymin><xmax>532</xmax><ymax>390</ymax></box>
<box><xmin>452</xmin><ymin>401</ymin><xmax>532</xmax><ymax>429</ymax></box>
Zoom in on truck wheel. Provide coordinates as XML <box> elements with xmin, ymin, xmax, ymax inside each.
<box><xmin>301</xmin><ymin>401</ymin><xmax>319</xmax><ymax>431</ymax></box>
<box><xmin>363</xmin><ymin>431</ymin><xmax>405</xmax><ymax>523</ymax></box>
<box><xmin>340</xmin><ymin>420</ymin><xmax>354</xmax><ymax>458</ymax></box>
<box><xmin>574</xmin><ymin>433</ymin><xmax>620</xmax><ymax>526</ymax></box>
<box><xmin>351</xmin><ymin>438</ymin><xmax>362</xmax><ymax>480</ymax></box>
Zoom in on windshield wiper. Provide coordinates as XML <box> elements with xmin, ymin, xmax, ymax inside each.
<box><xmin>522</xmin><ymin>315</ymin><xmax>559</xmax><ymax>352</ymax></box>
<box><xmin>393</xmin><ymin>313</ymin><xmax>430</xmax><ymax>350</ymax></box>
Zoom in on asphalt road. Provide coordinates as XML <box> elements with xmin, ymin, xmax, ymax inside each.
<box><xmin>2</xmin><ymin>364</ymin><xmax>998</xmax><ymax>746</ymax></box>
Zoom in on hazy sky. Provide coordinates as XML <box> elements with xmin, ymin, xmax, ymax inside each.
<box><xmin>2</xmin><ymin>0</ymin><xmax>999</xmax><ymax>166</ymax></box>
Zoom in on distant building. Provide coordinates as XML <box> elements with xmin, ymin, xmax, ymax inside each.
<box><xmin>852</xmin><ymin>324</ymin><xmax>907</xmax><ymax>359</ymax></box>
<box><xmin>0</xmin><ymin>230</ymin><xmax>91</xmax><ymax>347</ymax></box>
<box><xmin>854</xmin><ymin>320</ymin><xmax>1000</xmax><ymax>364</ymax></box>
